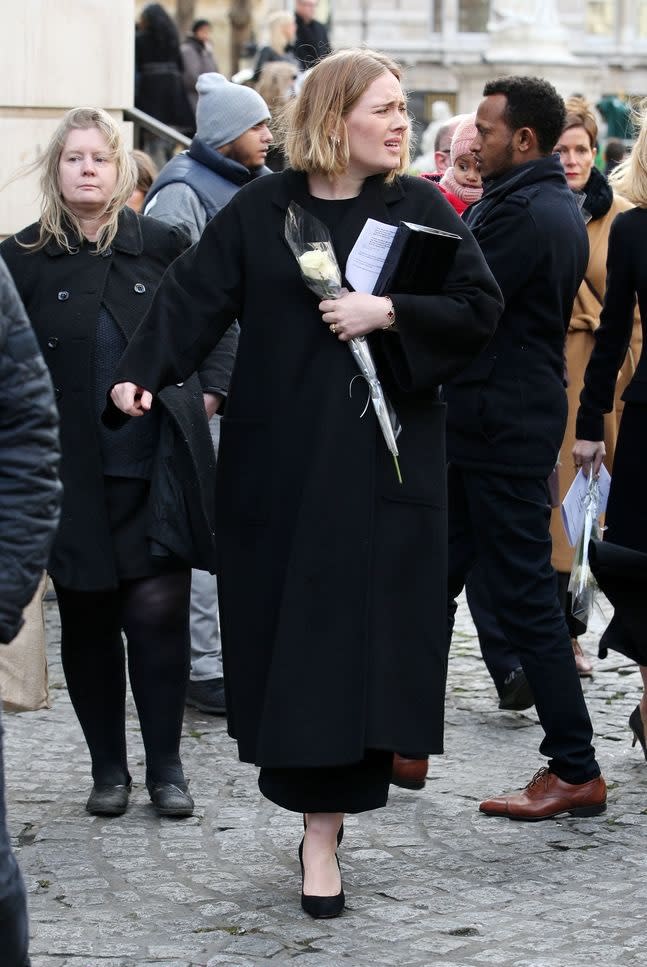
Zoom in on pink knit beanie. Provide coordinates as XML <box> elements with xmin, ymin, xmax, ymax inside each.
<box><xmin>450</xmin><ymin>114</ymin><xmax>478</xmax><ymax>166</ymax></box>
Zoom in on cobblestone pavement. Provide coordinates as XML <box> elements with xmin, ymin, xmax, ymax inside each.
<box><xmin>4</xmin><ymin>593</ymin><xmax>647</xmax><ymax>967</ymax></box>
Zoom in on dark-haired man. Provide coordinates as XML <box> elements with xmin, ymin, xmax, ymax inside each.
<box><xmin>181</xmin><ymin>19</ymin><xmax>218</xmax><ymax>120</ymax></box>
<box><xmin>444</xmin><ymin>76</ymin><xmax>606</xmax><ymax>819</ymax></box>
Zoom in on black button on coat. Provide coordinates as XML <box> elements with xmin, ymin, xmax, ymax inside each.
<box><xmin>0</xmin><ymin>208</ymin><xmax>220</xmax><ymax>590</ymax></box>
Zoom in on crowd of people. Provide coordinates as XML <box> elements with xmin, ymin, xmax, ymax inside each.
<box><xmin>1</xmin><ymin>10</ymin><xmax>647</xmax><ymax>962</ymax></box>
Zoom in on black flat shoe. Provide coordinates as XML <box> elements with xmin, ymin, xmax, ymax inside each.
<box><xmin>298</xmin><ymin>836</ymin><xmax>345</xmax><ymax>919</ymax></box>
<box><xmin>147</xmin><ymin>781</ymin><xmax>194</xmax><ymax>817</ymax></box>
<box><xmin>629</xmin><ymin>705</ymin><xmax>647</xmax><ymax>760</ymax></box>
<box><xmin>302</xmin><ymin>814</ymin><xmax>344</xmax><ymax>847</ymax></box>
<box><xmin>86</xmin><ymin>782</ymin><xmax>131</xmax><ymax>816</ymax></box>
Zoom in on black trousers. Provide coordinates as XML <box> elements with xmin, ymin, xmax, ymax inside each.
<box><xmin>448</xmin><ymin>465</ymin><xmax>599</xmax><ymax>784</ymax></box>
<box><xmin>465</xmin><ymin>562</ymin><xmax>521</xmax><ymax>690</ymax></box>
<box><xmin>258</xmin><ymin>750</ymin><xmax>393</xmax><ymax>814</ymax></box>
<box><xmin>466</xmin><ymin>566</ymin><xmax>586</xmax><ymax>692</ymax></box>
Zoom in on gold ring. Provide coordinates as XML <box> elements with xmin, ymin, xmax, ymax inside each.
<box><xmin>330</xmin><ymin>324</ymin><xmax>337</xmax><ymax>334</ymax></box>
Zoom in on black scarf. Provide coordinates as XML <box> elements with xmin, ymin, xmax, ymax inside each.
<box><xmin>581</xmin><ymin>166</ymin><xmax>613</xmax><ymax>221</ymax></box>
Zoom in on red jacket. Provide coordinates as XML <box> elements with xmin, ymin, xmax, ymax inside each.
<box><xmin>420</xmin><ymin>173</ymin><xmax>467</xmax><ymax>214</ymax></box>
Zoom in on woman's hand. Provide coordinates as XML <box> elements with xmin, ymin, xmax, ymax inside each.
<box><xmin>203</xmin><ymin>392</ymin><xmax>223</xmax><ymax>419</ymax></box>
<box><xmin>110</xmin><ymin>381</ymin><xmax>153</xmax><ymax>416</ymax></box>
<box><xmin>319</xmin><ymin>291</ymin><xmax>393</xmax><ymax>342</ymax></box>
<box><xmin>572</xmin><ymin>439</ymin><xmax>606</xmax><ymax>476</ymax></box>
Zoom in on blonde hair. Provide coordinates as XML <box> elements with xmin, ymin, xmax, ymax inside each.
<box><xmin>562</xmin><ymin>95</ymin><xmax>598</xmax><ymax>149</ymax></box>
<box><xmin>23</xmin><ymin>107</ymin><xmax>136</xmax><ymax>254</ymax></box>
<box><xmin>130</xmin><ymin>148</ymin><xmax>158</xmax><ymax>194</ymax></box>
<box><xmin>256</xmin><ymin>61</ymin><xmax>298</xmax><ymax>116</ymax></box>
<box><xmin>609</xmin><ymin>100</ymin><xmax>647</xmax><ymax>207</ymax></box>
<box><xmin>281</xmin><ymin>48</ymin><xmax>410</xmax><ymax>182</ymax></box>
<box><xmin>268</xmin><ymin>11</ymin><xmax>295</xmax><ymax>53</ymax></box>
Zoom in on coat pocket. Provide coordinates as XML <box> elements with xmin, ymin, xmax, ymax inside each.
<box><xmin>445</xmin><ymin>354</ymin><xmax>496</xmax><ymax>437</ymax></box>
<box><xmin>218</xmin><ymin>417</ymin><xmax>270</xmax><ymax>523</ymax></box>
<box><xmin>378</xmin><ymin>400</ymin><xmax>446</xmax><ymax>507</ymax></box>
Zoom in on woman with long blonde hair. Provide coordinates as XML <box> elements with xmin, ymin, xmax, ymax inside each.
<box><xmin>1</xmin><ymin>107</ymin><xmax>219</xmax><ymax>819</ymax></box>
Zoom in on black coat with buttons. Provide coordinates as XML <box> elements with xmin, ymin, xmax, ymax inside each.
<box><xmin>0</xmin><ymin>207</ymin><xmax>219</xmax><ymax>590</ymax></box>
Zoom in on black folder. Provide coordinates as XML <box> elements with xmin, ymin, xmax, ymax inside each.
<box><xmin>372</xmin><ymin>221</ymin><xmax>461</xmax><ymax>297</ymax></box>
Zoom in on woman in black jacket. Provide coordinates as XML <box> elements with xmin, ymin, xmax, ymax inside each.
<box><xmin>110</xmin><ymin>49</ymin><xmax>502</xmax><ymax>916</ymax></box>
<box><xmin>1</xmin><ymin>107</ymin><xmax>219</xmax><ymax>819</ymax></box>
<box><xmin>135</xmin><ymin>3</ymin><xmax>193</xmax><ymax>164</ymax></box>
<box><xmin>574</xmin><ymin>107</ymin><xmax>647</xmax><ymax>760</ymax></box>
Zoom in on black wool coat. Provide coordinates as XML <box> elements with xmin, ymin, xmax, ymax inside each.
<box><xmin>577</xmin><ymin>207</ymin><xmax>647</xmax><ymax>440</ymax></box>
<box><xmin>0</xmin><ymin>208</ymin><xmax>219</xmax><ymax>590</ymax></box>
<box><xmin>446</xmin><ymin>155</ymin><xmax>590</xmax><ymax>478</ymax></box>
<box><xmin>135</xmin><ymin>30</ymin><xmax>194</xmax><ymax>132</ymax></box>
<box><xmin>110</xmin><ymin>170</ymin><xmax>503</xmax><ymax>767</ymax></box>
<box><xmin>294</xmin><ymin>14</ymin><xmax>331</xmax><ymax>69</ymax></box>
<box><xmin>0</xmin><ymin>257</ymin><xmax>61</xmax><ymax>642</ymax></box>
<box><xmin>576</xmin><ymin>207</ymin><xmax>647</xmax><ymax>563</ymax></box>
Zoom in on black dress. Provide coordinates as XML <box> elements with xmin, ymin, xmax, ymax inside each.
<box><xmin>258</xmin><ymin>194</ymin><xmax>392</xmax><ymax>813</ymax></box>
<box><xmin>577</xmin><ymin>207</ymin><xmax>647</xmax><ymax>664</ymax></box>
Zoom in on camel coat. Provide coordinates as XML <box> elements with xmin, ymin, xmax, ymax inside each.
<box><xmin>550</xmin><ymin>192</ymin><xmax>642</xmax><ymax>572</ymax></box>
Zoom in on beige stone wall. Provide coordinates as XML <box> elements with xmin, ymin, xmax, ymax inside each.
<box><xmin>0</xmin><ymin>0</ymin><xmax>135</xmax><ymax>237</ymax></box>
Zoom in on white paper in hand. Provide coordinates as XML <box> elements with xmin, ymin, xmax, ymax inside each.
<box><xmin>346</xmin><ymin>218</ymin><xmax>397</xmax><ymax>294</ymax></box>
<box><xmin>560</xmin><ymin>464</ymin><xmax>611</xmax><ymax>547</ymax></box>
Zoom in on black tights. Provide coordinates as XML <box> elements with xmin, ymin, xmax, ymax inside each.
<box><xmin>54</xmin><ymin>571</ymin><xmax>191</xmax><ymax>787</ymax></box>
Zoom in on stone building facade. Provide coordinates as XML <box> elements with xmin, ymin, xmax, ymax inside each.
<box><xmin>332</xmin><ymin>1</ymin><xmax>647</xmax><ymax>125</ymax></box>
<box><xmin>2</xmin><ymin>1</ymin><xmax>647</xmax><ymax>235</ymax></box>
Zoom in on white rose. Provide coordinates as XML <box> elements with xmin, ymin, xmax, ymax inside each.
<box><xmin>298</xmin><ymin>248</ymin><xmax>338</xmax><ymax>282</ymax></box>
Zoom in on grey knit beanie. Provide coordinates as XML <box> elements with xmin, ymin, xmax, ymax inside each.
<box><xmin>195</xmin><ymin>73</ymin><xmax>270</xmax><ymax>148</ymax></box>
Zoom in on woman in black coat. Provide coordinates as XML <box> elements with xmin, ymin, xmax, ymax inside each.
<box><xmin>0</xmin><ymin>107</ymin><xmax>219</xmax><ymax>819</ymax></box>
<box><xmin>574</xmin><ymin>108</ymin><xmax>647</xmax><ymax>761</ymax></box>
<box><xmin>110</xmin><ymin>49</ymin><xmax>503</xmax><ymax>916</ymax></box>
<box><xmin>135</xmin><ymin>4</ymin><xmax>194</xmax><ymax>164</ymax></box>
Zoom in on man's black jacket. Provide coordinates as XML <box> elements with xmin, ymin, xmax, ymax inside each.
<box><xmin>444</xmin><ymin>154</ymin><xmax>589</xmax><ymax>478</ymax></box>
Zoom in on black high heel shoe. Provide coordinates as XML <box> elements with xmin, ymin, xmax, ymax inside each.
<box><xmin>298</xmin><ymin>836</ymin><xmax>345</xmax><ymax>919</ymax></box>
<box><xmin>629</xmin><ymin>705</ymin><xmax>647</xmax><ymax>760</ymax></box>
<box><xmin>303</xmin><ymin>814</ymin><xmax>344</xmax><ymax>847</ymax></box>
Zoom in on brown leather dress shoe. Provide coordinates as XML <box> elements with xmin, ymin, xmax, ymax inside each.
<box><xmin>479</xmin><ymin>767</ymin><xmax>606</xmax><ymax>821</ymax></box>
<box><xmin>391</xmin><ymin>754</ymin><xmax>428</xmax><ymax>790</ymax></box>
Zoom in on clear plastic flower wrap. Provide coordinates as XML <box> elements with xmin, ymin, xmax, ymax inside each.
<box><xmin>285</xmin><ymin>201</ymin><xmax>402</xmax><ymax>482</ymax></box>
<box><xmin>568</xmin><ymin>471</ymin><xmax>602</xmax><ymax>624</ymax></box>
